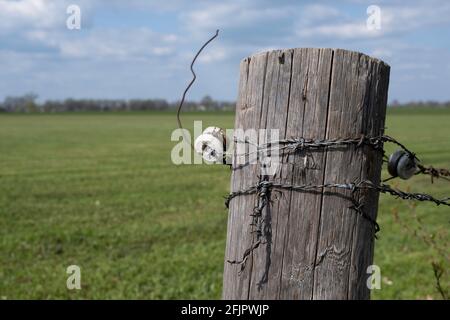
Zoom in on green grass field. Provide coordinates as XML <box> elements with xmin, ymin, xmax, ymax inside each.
<box><xmin>0</xmin><ymin>109</ymin><xmax>449</xmax><ymax>299</ymax></box>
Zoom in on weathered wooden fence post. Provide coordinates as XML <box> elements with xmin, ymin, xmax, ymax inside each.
<box><xmin>223</xmin><ymin>48</ymin><xmax>390</xmax><ymax>299</ymax></box>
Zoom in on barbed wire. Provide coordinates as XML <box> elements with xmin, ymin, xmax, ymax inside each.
<box><xmin>278</xmin><ymin>135</ymin><xmax>386</xmax><ymax>152</ymax></box>
<box><xmin>417</xmin><ymin>164</ymin><xmax>450</xmax><ymax>183</ymax></box>
<box><xmin>226</xmin><ymin>177</ymin><xmax>270</xmax><ymax>272</ymax></box>
<box><xmin>225</xmin><ymin>180</ymin><xmax>450</xmax><ymax>217</ymax></box>
<box><xmin>232</xmin><ymin>134</ymin><xmax>449</xmax><ymax>181</ymax></box>
<box><xmin>225</xmin><ymin>134</ymin><xmax>450</xmax><ymax>274</ymax></box>
<box><xmin>225</xmin><ymin>178</ymin><xmax>449</xmax><ymax>271</ymax></box>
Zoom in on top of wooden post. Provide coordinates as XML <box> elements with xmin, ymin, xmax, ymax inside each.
<box><xmin>243</xmin><ymin>48</ymin><xmax>390</xmax><ymax>69</ymax></box>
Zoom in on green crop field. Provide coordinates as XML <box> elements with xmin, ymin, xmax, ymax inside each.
<box><xmin>0</xmin><ymin>109</ymin><xmax>449</xmax><ymax>299</ymax></box>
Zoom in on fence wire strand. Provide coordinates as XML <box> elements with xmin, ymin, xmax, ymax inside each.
<box><xmin>176</xmin><ymin>30</ymin><xmax>219</xmax><ymax>148</ymax></box>
<box><xmin>225</xmin><ymin>133</ymin><xmax>450</xmax><ymax>272</ymax></box>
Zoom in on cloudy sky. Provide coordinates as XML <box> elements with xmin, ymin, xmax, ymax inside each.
<box><xmin>1</xmin><ymin>0</ymin><xmax>449</xmax><ymax>103</ymax></box>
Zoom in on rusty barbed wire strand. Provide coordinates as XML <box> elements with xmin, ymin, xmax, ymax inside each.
<box><xmin>416</xmin><ymin>163</ymin><xmax>450</xmax><ymax>183</ymax></box>
<box><xmin>232</xmin><ymin>134</ymin><xmax>383</xmax><ymax>159</ymax></box>
<box><xmin>234</xmin><ymin>134</ymin><xmax>393</xmax><ymax>157</ymax></box>
<box><xmin>278</xmin><ymin>134</ymin><xmax>385</xmax><ymax>152</ymax></box>
<box><xmin>232</xmin><ymin>134</ymin><xmax>449</xmax><ymax>181</ymax></box>
<box><xmin>225</xmin><ymin>134</ymin><xmax>449</xmax><ymax>272</ymax></box>
<box><xmin>226</xmin><ymin>177</ymin><xmax>271</xmax><ymax>272</ymax></box>
<box><xmin>225</xmin><ymin>178</ymin><xmax>450</xmax><ymax>268</ymax></box>
<box><xmin>225</xmin><ymin>179</ymin><xmax>380</xmax><ymax>270</ymax></box>
<box><xmin>225</xmin><ymin>180</ymin><xmax>450</xmax><ymax>210</ymax></box>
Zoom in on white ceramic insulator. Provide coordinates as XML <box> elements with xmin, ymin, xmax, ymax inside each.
<box><xmin>194</xmin><ymin>127</ymin><xmax>225</xmax><ymax>163</ymax></box>
<box><xmin>397</xmin><ymin>154</ymin><xmax>417</xmax><ymax>180</ymax></box>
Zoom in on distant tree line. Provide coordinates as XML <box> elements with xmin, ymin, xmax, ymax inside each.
<box><xmin>0</xmin><ymin>94</ymin><xmax>235</xmax><ymax>113</ymax></box>
<box><xmin>0</xmin><ymin>93</ymin><xmax>449</xmax><ymax>113</ymax></box>
<box><xmin>389</xmin><ymin>99</ymin><xmax>450</xmax><ymax>109</ymax></box>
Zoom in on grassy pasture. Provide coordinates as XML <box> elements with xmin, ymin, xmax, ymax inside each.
<box><xmin>0</xmin><ymin>108</ymin><xmax>449</xmax><ymax>299</ymax></box>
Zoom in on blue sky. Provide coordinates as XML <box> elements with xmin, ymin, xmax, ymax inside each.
<box><xmin>0</xmin><ymin>0</ymin><xmax>449</xmax><ymax>103</ymax></box>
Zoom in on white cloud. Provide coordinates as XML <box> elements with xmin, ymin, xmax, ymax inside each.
<box><xmin>371</xmin><ymin>48</ymin><xmax>392</xmax><ymax>59</ymax></box>
<box><xmin>0</xmin><ymin>0</ymin><xmax>179</xmax><ymax>61</ymax></box>
<box><xmin>0</xmin><ymin>0</ymin><xmax>61</xmax><ymax>30</ymax></box>
<box><xmin>162</xmin><ymin>34</ymin><xmax>178</xmax><ymax>42</ymax></box>
<box><xmin>198</xmin><ymin>46</ymin><xmax>227</xmax><ymax>63</ymax></box>
<box><xmin>0</xmin><ymin>50</ymin><xmax>43</xmax><ymax>74</ymax></box>
<box><xmin>293</xmin><ymin>3</ymin><xmax>383</xmax><ymax>40</ymax></box>
<box><xmin>56</xmin><ymin>28</ymin><xmax>177</xmax><ymax>59</ymax></box>
<box><xmin>297</xmin><ymin>22</ymin><xmax>382</xmax><ymax>39</ymax></box>
<box><xmin>0</xmin><ymin>0</ymin><xmax>95</xmax><ymax>32</ymax></box>
<box><xmin>295</xmin><ymin>2</ymin><xmax>450</xmax><ymax>40</ymax></box>
<box><xmin>381</xmin><ymin>4</ymin><xmax>450</xmax><ymax>33</ymax></box>
<box><xmin>152</xmin><ymin>46</ymin><xmax>173</xmax><ymax>56</ymax></box>
<box><xmin>300</xmin><ymin>4</ymin><xmax>341</xmax><ymax>23</ymax></box>
<box><xmin>396</xmin><ymin>63</ymin><xmax>432</xmax><ymax>70</ymax></box>
<box><xmin>183</xmin><ymin>2</ymin><xmax>292</xmax><ymax>31</ymax></box>
<box><xmin>96</xmin><ymin>0</ymin><xmax>191</xmax><ymax>12</ymax></box>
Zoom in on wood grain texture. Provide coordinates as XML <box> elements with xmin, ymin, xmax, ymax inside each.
<box><xmin>223</xmin><ymin>52</ymin><xmax>268</xmax><ymax>299</ymax></box>
<box><xmin>223</xmin><ymin>48</ymin><xmax>390</xmax><ymax>300</ymax></box>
